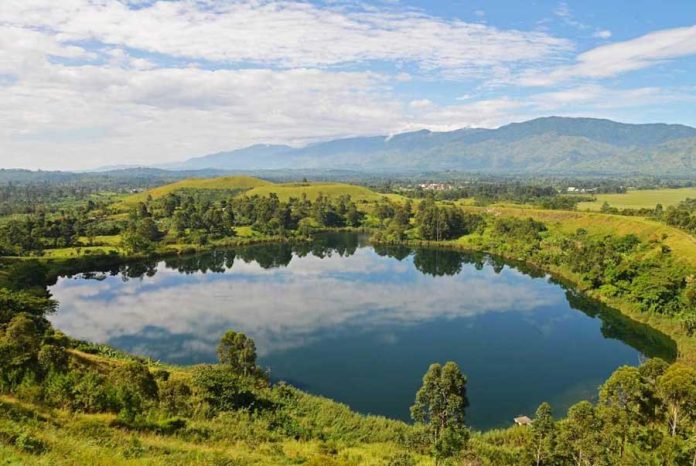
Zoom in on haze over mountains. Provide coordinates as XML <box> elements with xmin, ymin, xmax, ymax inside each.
<box><xmin>159</xmin><ymin>117</ymin><xmax>696</xmax><ymax>176</ymax></box>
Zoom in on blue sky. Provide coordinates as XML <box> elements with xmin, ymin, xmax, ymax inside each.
<box><xmin>0</xmin><ymin>0</ymin><xmax>695</xmax><ymax>169</ymax></box>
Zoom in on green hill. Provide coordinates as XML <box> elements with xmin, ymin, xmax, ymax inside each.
<box><xmin>122</xmin><ymin>176</ymin><xmax>272</xmax><ymax>204</ymax></box>
<box><xmin>122</xmin><ymin>177</ymin><xmax>393</xmax><ymax>206</ymax></box>
<box><xmin>243</xmin><ymin>182</ymin><xmax>389</xmax><ymax>202</ymax></box>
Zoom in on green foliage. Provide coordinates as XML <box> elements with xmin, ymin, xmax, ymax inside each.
<box><xmin>0</xmin><ymin>288</ymin><xmax>56</xmax><ymax>325</ymax></box>
<box><xmin>217</xmin><ymin>329</ymin><xmax>257</xmax><ymax>376</ymax></box>
<box><xmin>190</xmin><ymin>365</ymin><xmax>260</xmax><ymax>414</ymax></box>
<box><xmin>159</xmin><ymin>379</ymin><xmax>193</xmax><ymax>416</ymax></box>
<box><xmin>415</xmin><ymin>198</ymin><xmax>481</xmax><ymax>241</ymax></box>
<box><xmin>526</xmin><ymin>402</ymin><xmax>556</xmax><ymax>466</ymax></box>
<box><xmin>411</xmin><ymin>362</ymin><xmax>469</xmax><ymax>463</ymax></box>
<box><xmin>0</xmin><ymin>314</ymin><xmax>42</xmax><ymax>390</ymax></box>
<box><xmin>656</xmin><ymin>364</ymin><xmax>696</xmax><ymax>436</ymax></box>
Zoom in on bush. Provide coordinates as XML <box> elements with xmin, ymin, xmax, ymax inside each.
<box><xmin>44</xmin><ymin>370</ymin><xmax>116</xmax><ymax>413</ymax></box>
<box><xmin>111</xmin><ymin>361</ymin><xmax>159</xmax><ymax>401</ymax></box>
<box><xmin>38</xmin><ymin>344</ymin><xmax>68</xmax><ymax>374</ymax></box>
<box><xmin>191</xmin><ymin>365</ymin><xmax>258</xmax><ymax>413</ymax></box>
<box><xmin>159</xmin><ymin>379</ymin><xmax>193</xmax><ymax>416</ymax></box>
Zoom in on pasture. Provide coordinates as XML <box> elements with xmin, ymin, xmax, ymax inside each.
<box><xmin>577</xmin><ymin>187</ymin><xmax>696</xmax><ymax>211</ymax></box>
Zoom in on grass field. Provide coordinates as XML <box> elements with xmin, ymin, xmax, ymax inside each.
<box><xmin>577</xmin><ymin>187</ymin><xmax>696</xmax><ymax>211</ymax></box>
<box><xmin>243</xmin><ymin>182</ymin><xmax>391</xmax><ymax>202</ymax></box>
<box><xmin>120</xmin><ymin>177</ymin><xmax>395</xmax><ymax>207</ymax></box>
<box><xmin>122</xmin><ymin>176</ymin><xmax>272</xmax><ymax>204</ymax></box>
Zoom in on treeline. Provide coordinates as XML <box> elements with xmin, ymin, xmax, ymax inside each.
<box><xmin>479</xmin><ymin>216</ymin><xmax>696</xmax><ymax>330</ymax></box>
<box><xmin>122</xmin><ymin>192</ymin><xmax>365</xmax><ymax>253</ymax></box>
<box><xmin>368</xmin><ymin>199</ymin><xmax>696</xmax><ymax>328</ymax></box>
<box><xmin>0</xmin><ymin>204</ymin><xmax>117</xmax><ymax>255</ymax></box>
<box><xmin>0</xmin><ymin>192</ymin><xmax>367</xmax><ymax>256</ymax></box>
<box><xmin>399</xmin><ymin>182</ymin><xmax>594</xmax><ymax>209</ymax></box>
<box><xmin>664</xmin><ymin>198</ymin><xmax>696</xmax><ymax>235</ymax></box>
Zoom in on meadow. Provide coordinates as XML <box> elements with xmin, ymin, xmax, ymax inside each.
<box><xmin>577</xmin><ymin>187</ymin><xmax>696</xmax><ymax>211</ymax></box>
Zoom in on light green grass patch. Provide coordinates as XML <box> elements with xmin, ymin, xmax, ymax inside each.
<box><xmin>243</xmin><ymin>182</ymin><xmax>391</xmax><ymax>202</ymax></box>
<box><xmin>578</xmin><ymin>187</ymin><xmax>696</xmax><ymax>211</ymax></box>
<box><xmin>122</xmin><ymin>176</ymin><xmax>272</xmax><ymax>204</ymax></box>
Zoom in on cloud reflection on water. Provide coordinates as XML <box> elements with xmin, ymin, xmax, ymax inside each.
<box><xmin>49</xmin><ymin>246</ymin><xmax>558</xmax><ymax>360</ymax></box>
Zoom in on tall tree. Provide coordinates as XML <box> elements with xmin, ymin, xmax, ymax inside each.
<box><xmin>411</xmin><ymin>361</ymin><xmax>469</xmax><ymax>464</ymax></box>
<box><xmin>657</xmin><ymin>364</ymin><xmax>696</xmax><ymax>436</ymax></box>
<box><xmin>599</xmin><ymin>366</ymin><xmax>644</xmax><ymax>459</ymax></box>
<box><xmin>217</xmin><ymin>329</ymin><xmax>257</xmax><ymax>376</ymax></box>
<box><xmin>528</xmin><ymin>402</ymin><xmax>556</xmax><ymax>466</ymax></box>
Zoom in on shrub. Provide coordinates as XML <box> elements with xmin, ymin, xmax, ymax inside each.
<box><xmin>38</xmin><ymin>344</ymin><xmax>68</xmax><ymax>374</ymax></box>
<box><xmin>159</xmin><ymin>379</ymin><xmax>193</xmax><ymax>416</ymax></box>
<box><xmin>111</xmin><ymin>361</ymin><xmax>159</xmax><ymax>401</ymax></box>
<box><xmin>191</xmin><ymin>365</ymin><xmax>258</xmax><ymax>413</ymax></box>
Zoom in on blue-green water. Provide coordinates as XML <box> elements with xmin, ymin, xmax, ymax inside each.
<box><xmin>48</xmin><ymin>233</ymin><xmax>675</xmax><ymax>429</ymax></box>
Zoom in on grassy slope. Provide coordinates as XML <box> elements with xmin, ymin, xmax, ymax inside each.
<box><xmin>0</xmin><ymin>349</ymin><xmax>428</xmax><ymax>466</ymax></box>
<box><xmin>577</xmin><ymin>187</ymin><xmax>696</xmax><ymax>211</ymax></box>
<box><xmin>464</xmin><ymin>205</ymin><xmax>696</xmax><ymax>268</ymax></box>
<box><xmin>122</xmin><ymin>176</ymin><xmax>272</xmax><ymax>204</ymax></box>
<box><xmin>450</xmin><ymin>204</ymin><xmax>696</xmax><ymax>364</ymax></box>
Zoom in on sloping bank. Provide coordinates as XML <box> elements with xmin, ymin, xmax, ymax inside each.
<box><xmin>389</xmin><ymin>206</ymin><xmax>696</xmax><ymax>366</ymax></box>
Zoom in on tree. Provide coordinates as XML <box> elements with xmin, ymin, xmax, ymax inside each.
<box><xmin>217</xmin><ymin>329</ymin><xmax>257</xmax><ymax>376</ymax></box>
<box><xmin>657</xmin><ymin>364</ymin><xmax>696</xmax><ymax>436</ymax></box>
<box><xmin>557</xmin><ymin>401</ymin><xmax>606</xmax><ymax>466</ymax></box>
<box><xmin>599</xmin><ymin>366</ymin><xmax>644</xmax><ymax>459</ymax></box>
<box><xmin>0</xmin><ymin>314</ymin><xmax>43</xmax><ymax>389</ymax></box>
<box><xmin>528</xmin><ymin>402</ymin><xmax>556</xmax><ymax>466</ymax></box>
<box><xmin>411</xmin><ymin>362</ymin><xmax>468</xmax><ymax>464</ymax></box>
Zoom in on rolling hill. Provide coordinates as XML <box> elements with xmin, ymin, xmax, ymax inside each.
<box><xmin>163</xmin><ymin>117</ymin><xmax>696</xmax><ymax>175</ymax></box>
<box><xmin>122</xmin><ymin>176</ymin><xmax>272</xmax><ymax>203</ymax></box>
<box><xmin>121</xmin><ymin>176</ymin><xmax>391</xmax><ymax>205</ymax></box>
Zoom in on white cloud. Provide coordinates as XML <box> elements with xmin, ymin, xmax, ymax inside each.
<box><xmin>0</xmin><ymin>0</ymin><xmax>569</xmax><ymax>72</ymax></box>
<box><xmin>0</xmin><ymin>1</ymin><xmax>693</xmax><ymax>169</ymax></box>
<box><xmin>521</xmin><ymin>25</ymin><xmax>696</xmax><ymax>86</ymax></box>
<box><xmin>528</xmin><ymin>84</ymin><xmax>673</xmax><ymax>111</ymax></box>
<box><xmin>49</xmin><ymin>248</ymin><xmax>556</xmax><ymax>357</ymax></box>
<box><xmin>409</xmin><ymin>99</ymin><xmax>433</xmax><ymax>109</ymax></box>
<box><xmin>0</xmin><ymin>63</ymin><xmax>403</xmax><ymax>168</ymax></box>
<box><xmin>405</xmin><ymin>98</ymin><xmax>527</xmax><ymax>132</ymax></box>
<box><xmin>593</xmin><ymin>30</ymin><xmax>612</xmax><ymax>39</ymax></box>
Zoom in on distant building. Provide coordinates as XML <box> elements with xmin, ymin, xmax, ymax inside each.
<box><xmin>566</xmin><ymin>187</ymin><xmax>598</xmax><ymax>194</ymax></box>
<box><xmin>419</xmin><ymin>183</ymin><xmax>453</xmax><ymax>191</ymax></box>
<box><xmin>514</xmin><ymin>416</ymin><xmax>533</xmax><ymax>426</ymax></box>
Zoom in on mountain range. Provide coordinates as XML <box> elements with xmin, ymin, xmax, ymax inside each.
<box><xmin>160</xmin><ymin>117</ymin><xmax>696</xmax><ymax>176</ymax></box>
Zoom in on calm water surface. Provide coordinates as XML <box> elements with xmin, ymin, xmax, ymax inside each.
<box><xmin>48</xmin><ymin>233</ymin><xmax>676</xmax><ymax>429</ymax></box>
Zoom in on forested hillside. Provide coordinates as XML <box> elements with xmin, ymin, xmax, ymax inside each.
<box><xmin>166</xmin><ymin>117</ymin><xmax>696</xmax><ymax>175</ymax></box>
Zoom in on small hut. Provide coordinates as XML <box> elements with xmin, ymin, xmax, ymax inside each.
<box><xmin>514</xmin><ymin>416</ymin><xmax>533</xmax><ymax>426</ymax></box>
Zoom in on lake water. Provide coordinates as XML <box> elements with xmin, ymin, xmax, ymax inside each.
<box><xmin>48</xmin><ymin>233</ymin><xmax>676</xmax><ymax>429</ymax></box>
